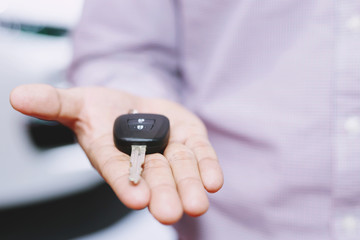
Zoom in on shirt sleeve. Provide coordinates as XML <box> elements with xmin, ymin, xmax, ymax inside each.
<box><xmin>68</xmin><ymin>0</ymin><xmax>182</xmax><ymax>101</ymax></box>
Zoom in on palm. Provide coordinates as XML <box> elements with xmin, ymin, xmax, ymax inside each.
<box><xmin>10</xmin><ymin>85</ymin><xmax>223</xmax><ymax>224</ymax></box>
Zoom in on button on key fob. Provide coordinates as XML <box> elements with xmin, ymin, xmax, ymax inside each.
<box><xmin>113</xmin><ymin>113</ymin><xmax>170</xmax><ymax>184</ymax></box>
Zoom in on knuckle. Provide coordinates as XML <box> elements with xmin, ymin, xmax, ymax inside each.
<box><xmin>144</xmin><ymin>154</ymin><xmax>169</xmax><ymax>171</ymax></box>
<box><xmin>168</xmin><ymin>147</ymin><xmax>195</xmax><ymax>164</ymax></box>
<box><xmin>198</xmin><ymin>156</ymin><xmax>217</xmax><ymax>165</ymax></box>
<box><xmin>188</xmin><ymin>137</ymin><xmax>210</xmax><ymax>150</ymax></box>
<box><xmin>85</xmin><ymin>137</ymin><xmax>111</xmax><ymax>160</ymax></box>
<box><xmin>110</xmin><ymin>173</ymin><xmax>128</xmax><ymax>188</ymax></box>
<box><xmin>151</xmin><ymin>182</ymin><xmax>176</xmax><ymax>192</ymax></box>
<box><xmin>100</xmin><ymin>155</ymin><xmax>128</xmax><ymax>180</ymax></box>
<box><xmin>177</xmin><ymin>176</ymin><xmax>202</xmax><ymax>187</ymax></box>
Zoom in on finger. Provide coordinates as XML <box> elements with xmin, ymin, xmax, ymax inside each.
<box><xmin>185</xmin><ymin>135</ymin><xmax>224</xmax><ymax>193</ymax></box>
<box><xmin>10</xmin><ymin>84</ymin><xmax>82</xmax><ymax>125</ymax></box>
<box><xmin>142</xmin><ymin>153</ymin><xmax>183</xmax><ymax>225</ymax></box>
<box><xmin>84</xmin><ymin>135</ymin><xmax>150</xmax><ymax>210</ymax></box>
<box><xmin>165</xmin><ymin>142</ymin><xmax>209</xmax><ymax>217</ymax></box>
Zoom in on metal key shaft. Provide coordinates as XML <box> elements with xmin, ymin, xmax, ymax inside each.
<box><xmin>129</xmin><ymin>145</ymin><xmax>147</xmax><ymax>184</ymax></box>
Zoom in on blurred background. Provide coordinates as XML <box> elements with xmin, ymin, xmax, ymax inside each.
<box><xmin>0</xmin><ymin>0</ymin><xmax>176</xmax><ymax>239</ymax></box>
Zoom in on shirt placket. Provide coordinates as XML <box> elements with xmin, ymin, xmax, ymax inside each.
<box><xmin>333</xmin><ymin>1</ymin><xmax>360</xmax><ymax>239</ymax></box>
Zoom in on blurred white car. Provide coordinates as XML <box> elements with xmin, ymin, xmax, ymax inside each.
<box><xmin>0</xmin><ymin>1</ymin><xmax>176</xmax><ymax>239</ymax></box>
<box><xmin>0</xmin><ymin>0</ymin><xmax>103</xmax><ymax>208</ymax></box>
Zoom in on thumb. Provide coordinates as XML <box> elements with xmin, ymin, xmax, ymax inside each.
<box><xmin>10</xmin><ymin>84</ymin><xmax>82</xmax><ymax>125</ymax></box>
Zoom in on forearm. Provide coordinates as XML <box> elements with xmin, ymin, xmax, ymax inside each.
<box><xmin>68</xmin><ymin>0</ymin><xmax>182</xmax><ymax>101</ymax></box>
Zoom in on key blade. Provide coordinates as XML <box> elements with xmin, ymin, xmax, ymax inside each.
<box><xmin>129</xmin><ymin>145</ymin><xmax>146</xmax><ymax>184</ymax></box>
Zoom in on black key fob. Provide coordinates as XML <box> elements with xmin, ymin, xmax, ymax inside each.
<box><xmin>113</xmin><ymin>113</ymin><xmax>170</xmax><ymax>155</ymax></box>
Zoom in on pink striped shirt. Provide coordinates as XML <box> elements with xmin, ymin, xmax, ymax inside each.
<box><xmin>70</xmin><ymin>1</ymin><xmax>360</xmax><ymax>239</ymax></box>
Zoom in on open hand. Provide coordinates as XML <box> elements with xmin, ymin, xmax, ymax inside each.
<box><xmin>10</xmin><ymin>84</ymin><xmax>223</xmax><ymax>224</ymax></box>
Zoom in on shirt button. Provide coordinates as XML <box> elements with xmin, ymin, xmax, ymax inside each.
<box><xmin>344</xmin><ymin>116</ymin><xmax>360</xmax><ymax>134</ymax></box>
<box><xmin>346</xmin><ymin>15</ymin><xmax>360</xmax><ymax>31</ymax></box>
<box><xmin>341</xmin><ymin>215</ymin><xmax>359</xmax><ymax>234</ymax></box>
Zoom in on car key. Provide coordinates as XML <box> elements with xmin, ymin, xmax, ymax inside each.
<box><xmin>113</xmin><ymin>113</ymin><xmax>170</xmax><ymax>184</ymax></box>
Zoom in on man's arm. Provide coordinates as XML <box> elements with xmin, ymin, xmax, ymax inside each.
<box><xmin>69</xmin><ymin>0</ymin><xmax>182</xmax><ymax>100</ymax></box>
